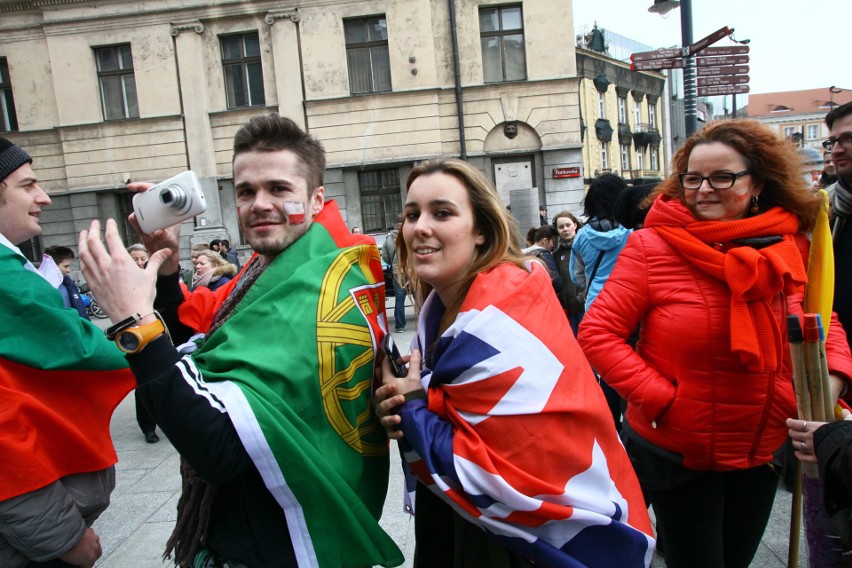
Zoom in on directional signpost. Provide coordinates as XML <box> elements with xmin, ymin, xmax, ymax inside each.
<box><xmin>697</xmin><ymin>75</ymin><xmax>749</xmax><ymax>87</ymax></box>
<box><xmin>696</xmin><ymin>55</ymin><xmax>749</xmax><ymax>67</ymax></box>
<box><xmin>685</xmin><ymin>27</ymin><xmax>730</xmax><ymax>56</ymax></box>
<box><xmin>697</xmin><ymin>84</ymin><xmax>750</xmax><ymax>97</ymax></box>
<box><xmin>697</xmin><ymin>65</ymin><xmax>749</xmax><ymax>77</ymax></box>
<box><xmin>699</xmin><ymin>45</ymin><xmax>750</xmax><ymax>57</ymax></box>
<box><xmin>632</xmin><ymin>58</ymin><xmax>684</xmax><ymax>71</ymax></box>
<box><xmin>630</xmin><ymin>27</ymin><xmax>752</xmax><ymax>99</ymax></box>
<box><xmin>696</xmin><ymin>45</ymin><xmax>750</xmax><ymax>97</ymax></box>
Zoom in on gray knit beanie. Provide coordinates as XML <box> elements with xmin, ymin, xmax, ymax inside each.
<box><xmin>0</xmin><ymin>137</ymin><xmax>32</xmax><ymax>183</ymax></box>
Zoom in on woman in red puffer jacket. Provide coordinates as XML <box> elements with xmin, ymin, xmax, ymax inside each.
<box><xmin>579</xmin><ymin>119</ymin><xmax>852</xmax><ymax>568</ymax></box>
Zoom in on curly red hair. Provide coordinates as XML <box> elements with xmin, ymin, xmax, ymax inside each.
<box><xmin>648</xmin><ymin>119</ymin><xmax>821</xmax><ymax>231</ymax></box>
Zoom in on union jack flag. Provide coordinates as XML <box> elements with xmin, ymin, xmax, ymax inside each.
<box><xmin>398</xmin><ymin>262</ymin><xmax>655</xmax><ymax>567</ymax></box>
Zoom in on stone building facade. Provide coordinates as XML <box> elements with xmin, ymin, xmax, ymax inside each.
<box><xmin>0</xmin><ymin>0</ymin><xmax>594</xmax><ymax>264</ymax></box>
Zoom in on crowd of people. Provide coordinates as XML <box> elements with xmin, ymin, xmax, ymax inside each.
<box><xmin>2</xmin><ymin>104</ymin><xmax>852</xmax><ymax>568</ymax></box>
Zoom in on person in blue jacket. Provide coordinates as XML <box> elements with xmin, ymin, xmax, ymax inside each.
<box><xmin>569</xmin><ymin>173</ymin><xmax>630</xmax><ymax>430</ymax></box>
<box><xmin>44</xmin><ymin>245</ymin><xmax>89</xmax><ymax>320</ymax></box>
<box><xmin>569</xmin><ymin>174</ymin><xmax>631</xmax><ymax>312</ymax></box>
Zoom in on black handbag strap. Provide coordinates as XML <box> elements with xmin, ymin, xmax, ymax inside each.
<box><xmin>585</xmin><ymin>250</ymin><xmax>605</xmax><ymax>294</ymax></box>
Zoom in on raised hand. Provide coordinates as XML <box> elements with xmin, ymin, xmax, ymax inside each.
<box><xmin>78</xmin><ymin>218</ymin><xmax>172</xmax><ymax>323</ymax></box>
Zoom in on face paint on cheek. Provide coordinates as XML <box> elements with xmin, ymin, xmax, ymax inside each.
<box><xmin>733</xmin><ymin>191</ymin><xmax>752</xmax><ymax>201</ymax></box>
<box><xmin>284</xmin><ymin>201</ymin><xmax>306</xmax><ymax>224</ymax></box>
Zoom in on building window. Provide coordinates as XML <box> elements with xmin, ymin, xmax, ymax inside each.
<box><xmin>221</xmin><ymin>32</ymin><xmax>266</xmax><ymax>109</ymax></box>
<box><xmin>480</xmin><ymin>5</ymin><xmax>526</xmax><ymax>83</ymax></box>
<box><xmin>636</xmin><ymin>149</ymin><xmax>644</xmax><ymax>171</ymax></box>
<box><xmin>648</xmin><ymin>104</ymin><xmax>657</xmax><ymax>129</ymax></box>
<box><xmin>359</xmin><ymin>168</ymin><xmax>401</xmax><ymax>233</ymax></box>
<box><xmin>600</xmin><ymin>143</ymin><xmax>609</xmax><ymax>170</ymax></box>
<box><xmin>783</xmin><ymin>126</ymin><xmax>796</xmax><ymax>138</ymax></box>
<box><xmin>633</xmin><ymin>100</ymin><xmax>641</xmax><ymax>126</ymax></box>
<box><xmin>650</xmin><ymin>147</ymin><xmax>659</xmax><ymax>171</ymax></box>
<box><xmin>17</xmin><ymin>237</ymin><xmax>42</xmax><ymax>264</ymax></box>
<box><xmin>620</xmin><ymin>144</ymin><xmax>630</xmax><ymax>171</ymax></box>
<box><xmin>0</xmin><ymin>58</ymin><xmax>18</xmax><ymax>132</ymax></box>
<box><xmin>344</xmin><ymin>16</ymin><xmax>391</xmax><ymax>95</ymax></box>
<box><xmin>617</xmin><ymin>96</ymin><xmax>627</xmax><ymax>124</ymax></box>
<box><xmin>95</xmin><ymin>45</ymin><xmax>139</xmax><ymax>120</ymax></box>
<box><xmin>598</xmin><ymin>92</ymin><xmax>606</xmax><ymax>119</ymax></box>
<box><xmin>807</xmin><ymin>124</ymin><xmax>819</xmax><ymax>140</ymax></box>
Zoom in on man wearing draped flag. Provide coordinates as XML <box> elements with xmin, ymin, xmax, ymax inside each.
<box><xmin>0</xmin><ymin>137</ymin><xmax>135</xmax><ymax>567</ymax></box>
<box><xmin>79</xmin><ymin>115</ymin><xmax>402</xmax><ymax>568</ymax></box>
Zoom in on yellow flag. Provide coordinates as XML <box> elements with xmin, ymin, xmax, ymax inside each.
<box><xmin>804</xmin><ymin>189</ymin><xmax>834</xmax><ymax>335</ymax></box>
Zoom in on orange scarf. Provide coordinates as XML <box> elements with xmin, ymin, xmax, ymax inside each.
<box><xmin>646</xmin><ymin>196</ymin><xmax>807</xmax><ymax>371</ymax></box>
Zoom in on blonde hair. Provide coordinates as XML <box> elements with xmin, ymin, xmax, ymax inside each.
<box><xmin>398</xmin><ymin>159</ymin><xmax>527</xmax><ymax>333</ymax></box>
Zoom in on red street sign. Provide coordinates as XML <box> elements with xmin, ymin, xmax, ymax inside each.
<box><xmin>687</xmin><ymin>26</ymin><xmax>731</xmax><ymax>56</ymax></box>
<box><xmin>631</xmin><ymin>58</ymin><xmax>684</xmax><ymax>71</ymax></box>
<box><xmin>698</xmin><ymin>83</ymin><xmax>750</xmax><ymax>97</ymax></box>
<box><xmin>696</xmin><ymin>55</ymin><xmax>749</xmax><ymax>66</ymax></box>
<box><xmin>697</xmin><ymin>75</ymin><xmax>750</xmax><ymax>87</ymax></box>
<box><xmin>631</xmin><ymin>47</ymin><xmax>683</xmax><ymax>62</ymax></box>
<box><xmin>553</xmin><ymin>167</ymin><xmax>581</xmax><ymax>179</ymax></box>
<box><xmin>697</xmin><ymin>65</ymin><xmax>749</xmax><ymax>77</ymax></box>
<box><xmin>700</xmin><ymin>45</ymin><xmax>750</xmax><ymax>56</ymax></box>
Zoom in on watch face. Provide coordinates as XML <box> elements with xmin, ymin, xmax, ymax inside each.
<box><xmin>118</xmin><ymin>331</ymin><xmax>141</xmax><ymax>352</ymax></box>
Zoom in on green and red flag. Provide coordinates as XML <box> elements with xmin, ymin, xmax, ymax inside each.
<box><xmin>0</xmin><ymin>243</ymin><xmax>134</xmax><ymax>501</ymax></box>
<box><xmin>183</xmin><ymin>201</ymin><xmax>402</xmax><ymax>568</ymax></box>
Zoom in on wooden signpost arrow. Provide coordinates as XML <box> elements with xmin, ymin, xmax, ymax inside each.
<box><xmin>698</xmin><ymin>84</ymin><xmax>750</xmax><ymax>97</ymax></box>
<box><xmin>686</xmin><ymin>27</ymin><xmax>731</xmax><ymax>56</ymax></box>
<box><xmin>697</xmin><ymin>75</ymin><xmax>750</xmax><ymax>87</ymax></box>
<box><xmin>700</xmin><ymin>45</ymin><xmax>750</xmax><ymax>56</ymax></box>
<box><xmin>630</xmin><ymin>47</ymin><xmax>683</xmax><ymax>62</ymax></box>
<box><xmin>696</xmin><ymin>64</ymin><xmax>749</xmax><ymax>77</ymax></box>
<box><xmin>696</xmin><ymin>55</ymin><xmax>749</xmax><ymax>67</ymax></box>
<box><xmin>631</xmin><ymin>58</ymin><xmax>685</xmax><ymax>71</ymax></box>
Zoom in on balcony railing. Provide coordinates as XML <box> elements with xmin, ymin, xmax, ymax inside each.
<box><xmin>633</xmin><ymin>123</ymin><xmax>661</xmax><ymax>148</ymax></box>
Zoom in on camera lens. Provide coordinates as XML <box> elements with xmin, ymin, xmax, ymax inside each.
<box><xmin>160</xmin><ymin>185</ymin><xmax>189</xmax><ymax>211</ymax></box>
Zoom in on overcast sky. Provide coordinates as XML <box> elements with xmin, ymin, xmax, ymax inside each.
<box><xmin>572</xmin><ymin>0</ymin><xmax>852</xmax><ymax>98</ymax></box>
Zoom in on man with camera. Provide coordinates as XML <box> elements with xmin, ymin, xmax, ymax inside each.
<box><xmin>78</xmin><ymin>114</ymin><xmax>401</xmax><ymax>568</ymax></box>
<box><xmin>0</xmin><ymin>137</ymin><xmax>134</xmax><ymax>568</ymax></box>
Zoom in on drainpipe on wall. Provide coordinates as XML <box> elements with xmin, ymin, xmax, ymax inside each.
<box><xmin>448</xmin><ymin>0</ymin><xmax>467</xmax><ymax>159</ymax></box>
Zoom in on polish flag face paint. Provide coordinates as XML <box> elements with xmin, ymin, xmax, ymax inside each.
<box><xmin>683</xmin><ymin>142</ymin><xmax>758</xmax><ymax>222</ymax></box>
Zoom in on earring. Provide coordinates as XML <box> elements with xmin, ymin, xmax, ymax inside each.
<box><xmin>750</xmin><ymin>195</ymin><xmax>759</xmax><ymax>214</ymax></box>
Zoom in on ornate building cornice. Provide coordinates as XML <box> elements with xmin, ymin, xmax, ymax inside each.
<box><xmin>264</xmin><ymin>8</ymin><xmax>300</xmax><ymax>25</ymax></box>
<box><xmin>0</xmin><ymin>0</ymin><xmax>89</xmax><ymax>12</ymax></box>
<box><xmin>170</xmin><ymin>20</ymin><xmax>204</xmax><ymax>37</ymax></box>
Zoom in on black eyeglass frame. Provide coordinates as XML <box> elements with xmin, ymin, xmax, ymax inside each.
<box><xmin>822</xmin><ymin>132</ymin><xmax>852</xmax><ymax>151</ymax></box>
<box><xmin>678</xmin><ymin>170</ymin><xmax>751</xmax><ymax>191</ymax></box>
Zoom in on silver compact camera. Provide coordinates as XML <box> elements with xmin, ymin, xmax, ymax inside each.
<box><xmin>132</xmin><ymin>171</ymin><xmax>207</xmax><ymax>234</ymax></box>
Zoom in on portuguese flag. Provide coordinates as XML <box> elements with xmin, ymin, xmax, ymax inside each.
<box><xmin>0</xmin><ymin>242</ymin><xmax>134</xmax><ymax>502</ymax></box>
<box><xmin>185</xmin><ymin>201</ymin><xmax>403</xmax><ymax>568</ymax></box>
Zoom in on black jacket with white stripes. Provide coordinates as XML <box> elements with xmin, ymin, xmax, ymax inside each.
<box><xmin>128</xmin><ymin>272</ymin><xmax>298</xmax><ymax>567</ymax></box>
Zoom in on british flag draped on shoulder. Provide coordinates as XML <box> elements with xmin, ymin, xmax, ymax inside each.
<box><xmin>398</xmin><ymin>261</ymin><xmax>655</xmax><ymax>568</ymax></box>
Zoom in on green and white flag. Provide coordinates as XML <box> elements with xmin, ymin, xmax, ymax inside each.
<box><xmin>192</xmin><ymin>204</ymin><xmax>402</xmax><ymax>568</ymax></box>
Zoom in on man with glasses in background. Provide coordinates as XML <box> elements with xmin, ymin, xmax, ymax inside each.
<box><xmin>824</xmin><ymin>102</ymin><xmax>852</xmax><ymax>344</ymax></box>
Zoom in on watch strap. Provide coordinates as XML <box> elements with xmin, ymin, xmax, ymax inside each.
<box><xmin>105</xmin><ymin>312</ymin><xmax>143</xmax><ymax>340</ymax></box>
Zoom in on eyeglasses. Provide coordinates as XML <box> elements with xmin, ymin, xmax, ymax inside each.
<box><xmin>678</xmin><ymin>170</ymin><xmax>751</xmax><ymax>190</ymax></box>
<box><xmin>822</xmin><ymin>132</ymin><xmax>852</xmax><ymax>151</ymax></box>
